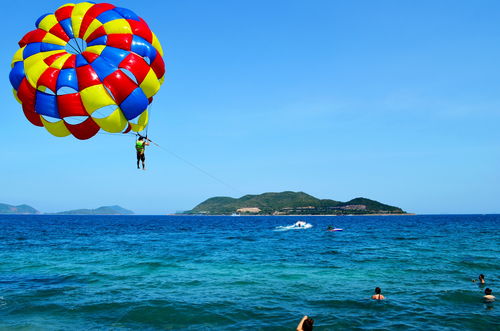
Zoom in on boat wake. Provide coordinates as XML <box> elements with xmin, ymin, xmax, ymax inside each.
<box><xmin>274</xmin><ymin>221</ymin><xmax>313</xmax><ymax>231</ymax></box>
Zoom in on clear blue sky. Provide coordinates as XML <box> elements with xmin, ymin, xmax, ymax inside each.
<box><xmin>2</xmin><ymin>0</ymin><xmax>499</xmax><ymax>214</ymax></box>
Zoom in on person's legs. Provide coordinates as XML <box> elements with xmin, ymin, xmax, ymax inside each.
<box><xmin>141</xmin><ymin>154</ymin><xmax>146</xmax><ymax>170</ymax></box>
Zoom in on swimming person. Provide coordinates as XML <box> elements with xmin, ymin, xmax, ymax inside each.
<box><xmin>483</xmin><ymin>288</ymin><xmax>495</xmax><ymax>302</ymax></box>
<box><xmin>371</xmin><ymin>287</ymin><xmax>385</xmax><ymax>300</ymax></box>
<box><xmin>472</xmin><ymin>274</ymin><xmax>485</xmax><ymax>284</ymax></box>
<box><xmin>296</xmin><ymin>315</ymin><xmax>314</xmax><ymax>331</ymax></box>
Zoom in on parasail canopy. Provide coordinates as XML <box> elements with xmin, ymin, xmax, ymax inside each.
<box><xmin>9</xmin><ymin>2</ymin><xmax>165</xmax><ymax>140</ymax></box>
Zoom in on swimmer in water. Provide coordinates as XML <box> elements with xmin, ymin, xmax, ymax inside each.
<box><xmin>371</xmin><ymin>287</ymin><xmax>385</xmax><ymax>300</ymax></box>
<box><xmin>483</xmin><ymin>288</ymin><xmax>495</xmax><ymax>302</ymax></box>
<box><xmin>296</xmin><ymin>315</ymin><xmax>314</xmax><ymax>331</ymax></box>
<box><xmin>472</xmin><ymin>274</ymin><xmax>485</xmax><ymax>284</ymax></box>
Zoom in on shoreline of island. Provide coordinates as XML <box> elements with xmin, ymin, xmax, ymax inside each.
<box><xmin>171</xmin><ymin>213</ymin><xmax>416</xmax><ymax>216</ymax></box>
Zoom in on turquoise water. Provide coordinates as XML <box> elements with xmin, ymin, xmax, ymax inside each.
<box><xmin>0</xmin><ymin>214</ymin><xmax>498</xmax><ymax>330</ymax></box>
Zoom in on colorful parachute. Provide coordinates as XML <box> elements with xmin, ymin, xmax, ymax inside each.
<box><xmin>9</xmin><ymin>2</ymin><xmax>165</xmax><ymax>140</ymax></box>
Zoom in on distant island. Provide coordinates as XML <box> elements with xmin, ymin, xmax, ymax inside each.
<box><xmin>0</xmin><ymin>203</ymin><xmax>134</xmax><ymax>215</ymax></box>
<box><xmin>54</xmin><ymin>205</ymin><xmax>134</xmax><ymax>215</ymax></box>
<box><xmin>0</xmin><ymin>203</ymin><xmax>40</xmax><ymax>214</ymax></box>
<box><xmin>183</xmin><ymin>191</ymin><xmax>407</xmax><ymax>215</ymax></box>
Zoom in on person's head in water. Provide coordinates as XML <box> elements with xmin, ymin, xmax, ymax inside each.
<box><xmin>296</xmin><ymin>315</ymin><xmax>314</xmax><ymax>331</ymax></box>
<box><xmin>473</xmin><ymin>274</ymin><xmax>486</xmax><ymax>284</ymax></box>
<box><xmin>372</xmin><ymin>287</ymin><xmax>385</xmax><ymax>300</ymax></box>
<box><xmin>483</xmin><ymin>288</ymin><xmax>495</xmax><ymax>302</ymax></box>
<box><xmin>302</xmin><ymin>317</ymin><xmax>314</xmax><ymax>331</ymax></box>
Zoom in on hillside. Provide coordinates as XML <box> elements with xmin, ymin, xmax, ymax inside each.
<box><xmin>184</xmin><ymin>191</ymin><xmax>405</xmax><ymax>215</ymax></box>
<box><xmin>0</xmin><ymin>203</ymin><xmax>39</xmax><ymax>214</ymax></box>
<box><xmin>55</xmin><ymin>205</ymin><xmax>134</xmax><ymax>215</ymax></box>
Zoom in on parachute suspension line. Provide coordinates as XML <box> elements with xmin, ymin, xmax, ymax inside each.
<box><xmin>98</xmin><ymin>131</ymin><xmax>241</xmax><ymax>194</ymax></box>
<box><xmin>97</xmin><ymin>131</ymin><xmax>133</xmax><ymax>137</ymax></box>
<box><xmin>74</xmin><ymin>38</ymin><xmax>83</xmax><ymax>53</ymax></box>
<box><xmin>130</xmin><ymin>103</ymin><xmax>152</xmax><ymax>139</ymax></box>
<box><xmin>155</xmin><ymin>143</ymin><xmax>242</xmax><ymax>195</ymax></box>
<box><xmin>74</xmin><ymin>40</ymin><xmax>81</xmax><ymax>53</ymax></box>
<box><xmin>78</xmin><ymin>38</ymin><xmax>85</xmax><ymax>52</ymax></box>
<box><xmin>145</xmin><ymin>102</ymin><xmax>153</xmax><ymax>139</ymax></box>
<box><xmin>66</xmin><ymin>42</ymin><xmax>80</xmax><ymax>55</ymax></box>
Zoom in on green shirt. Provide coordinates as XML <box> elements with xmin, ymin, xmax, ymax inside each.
<box><xmin>136</xmin><ymin>140</ymin><xmax>145</xmax><ymax>152</ymax></box>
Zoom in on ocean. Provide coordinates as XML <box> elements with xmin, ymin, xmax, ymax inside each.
<box><xmin>0</xmin><ymin>214</ymin><xmax>498</xmax><ymax>330</ymax></box>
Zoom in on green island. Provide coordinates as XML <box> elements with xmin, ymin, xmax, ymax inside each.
<box><xmin>53</xmin><ymin>205</ymin><xmax>134</xmax><ymax>215</ymax></box>
<box><xmin>182</xmin><ymin>191</ymin><xmax>407</xmax><ymax>215</ymax></box>
<box><xmin>0</xmin><ymin>203</ymin><xmax>40</xmax><ymax>214</ymax></box>
<box><xmin>0</xmin><ymin>204</ymin><xmax>133</xmax><ymax>215</ymax></box>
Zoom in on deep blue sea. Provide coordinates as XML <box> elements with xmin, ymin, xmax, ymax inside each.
<box><xmin>0</xmin><ymin>214</ymin><xmax>498</xmax><ymax>330</ymax></box>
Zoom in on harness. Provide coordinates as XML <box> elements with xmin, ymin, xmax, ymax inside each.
<box><xmin>136</xmin><ymin>140</ymin><xmax>145</xmax><ymax>152</ymax></box>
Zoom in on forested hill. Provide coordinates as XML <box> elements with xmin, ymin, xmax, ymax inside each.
<box><xmin>0</xmin><ymin>203</ymin><xmax>134</xmax><ymax>215</ymax></box>
<box><xmin>54</xmin><ymin>205</ymin><xmax>134</xmax><ymax>215</ymax></box>
<box><xmin>0</xmin><ymin>203</ymin><xmax>39</xmax><ymax>214</ymax></box>
<box><xmin>184</xmin><ymin>191</ymin><xmax>406</xmax><ymax>215</ymax></box>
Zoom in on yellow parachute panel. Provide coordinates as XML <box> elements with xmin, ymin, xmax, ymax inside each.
<box><xmin>41</xmin><ymin>118</ymin><xmax>71</xmax><ymax>137</ymax></box>
<box><xmin>48</xmin><ymin>54</ymin><xmax>72</xmax><ymax>70</ymax></box>
<box><xmin>80</xmin><ymin>84</ymin><xmax>117</xmax><ymax>114</ymax></box>
<box><xmin>37</xmin><ymin>15</ymin><xmax>59</xmax><ymax>32</ymax></box>
<box><xmin>130</xmin><ymin>110</ymin><xmax>148</xmax><ymax>132</ymax></box>
<box><xmin>103</xmin><ymin>19</ymin><xmax>132</xmax><ymax>35</ymax></box>
<box><xmin>93</xmin><ymin>108</ymin><xmax>128</xmax><ymax>133</ymax></box>
<box><xmin>140</xmin><ymin>69</ymin><xmax>161</xmax><ymax>98</ymax></box>
<box><xmin>83</xmin><ymin>19</ymin><xmax>103</xmax><ymax>40</ymax></box>
<box><xmin>71</xmin><ymin>2</ymin><xmax>94</xmax><ymax>38</ymax></box>
<box><xmin>151</xmin><ymin>32</ymin><xmax>163</xmax><ymax>57</ymax></box>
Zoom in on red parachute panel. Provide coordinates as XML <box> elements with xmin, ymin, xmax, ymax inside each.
<box><xmin>57</xmin><ymin>93</ymin><xmax>88</xmax><ymax>118</ymax></box>
<box><xmin>65</xmin><ymin>117</ymin><xmax>100</xmax><ymax>140</ymax></box>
